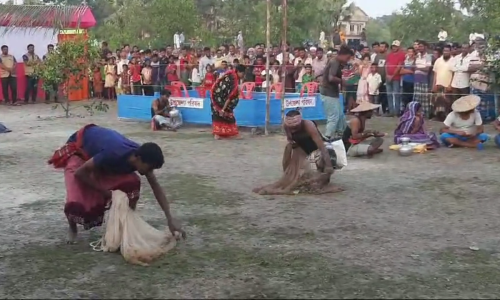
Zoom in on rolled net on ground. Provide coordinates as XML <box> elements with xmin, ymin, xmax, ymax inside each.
<box><xmin>93</xmin><ymin>190</ymin><xmax>177</xmax><ymax>266</ymax></box>
<box><xmin>252</xmin><ymin>144</ymin><xmax>339</xmax><ymax>195</ymax></box>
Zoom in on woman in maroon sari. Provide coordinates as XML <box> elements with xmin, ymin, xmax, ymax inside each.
<box><xmin>210</xmin><ymin>64</ymin><xmax>246</xmax><ymax>139</ymax></box>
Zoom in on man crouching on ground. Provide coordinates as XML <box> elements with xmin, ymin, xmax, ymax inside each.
<box><xmin>343</xmin><ymin>101</ymin><xmax>385</xmax><ymax>158</ymax></box>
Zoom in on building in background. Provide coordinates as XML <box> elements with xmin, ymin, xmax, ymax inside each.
<box><xmin>339</xmin><ymin>4</ymin><xmax>369</xmax><ymax>48</ymax></box>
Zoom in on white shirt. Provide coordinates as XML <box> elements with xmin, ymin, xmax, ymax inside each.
<box><xmin>174</xmin><ymin>33</ymin><xmax>180</xmax><ymax>48</ymax></box>
<box><xmin>294</xmin><ymin>56</ymin><xmax>313</xmax><ymax>82</ymax></box>
<box><xmin>116</xmin><ymin>59</ymin><xmax>129</xmax><ymax>75</ymax></box>
<box><xmin>438</xmin><ymin>30</ymin><xmax>448</xmax><ymax>41</ymax></box>
<box><xmin>370</xmin><ymin>53</ymin><xmax>377</xmax><ymax>62</ymax></box>
<box><xmin>444</xmin><ymin>110</ymin><xmax>482</xmax><ymax>135</ymax></box>
<box><xmin>179</xmin><ymin>33</ymin><xmax>185</xmax><ymax>44</ymax></box>
<box><xmin>199</xmin><ymin>56</ymin><xmax>214</xmax><ymax>79</ymax></box>
<box><xmin>191</xmin><ymin>67</ymin><xmax>201</xmax><ymax>83</ymax></box>
<box><xmin>450</xmin><ymin>54</ymin><xmax>471</xmax><ymax>89</ymax></box>
<box><xmin>366</xmin><ymin>73</ymin><xmax>382</xmax><ymax>95</ymax></box>
<box><xmin>276</xmin><ymin>52</ymin><xmax>295</xmax><ymax>64</ymax></box>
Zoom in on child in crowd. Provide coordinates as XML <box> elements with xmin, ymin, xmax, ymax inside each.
<box><xmin>92</xmin><ymin>64</ymin><xmax>103</xmax><ymax>99</ymax></box>
<box><xmin>120</xmin><ymin>64</ymin><xmax>131</xmax><ymax>95</ymax></box>
<box><xmin>366</xmin><ymin>63</ymin><xmax>382</xmax><ymax>115</ymax></box>
<box><xmin>202</xmin><ymin>64</ymin><xmax>215</xmax><ymax>90</ymax></box>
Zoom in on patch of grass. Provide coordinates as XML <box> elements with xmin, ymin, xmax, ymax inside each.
<box><xmin>0</xmin><ymin>154</ymin><xmax>18</xmax><ymax>167</ymax></box>
<box><xmin>125</xmin><ymin>130</ymin><xmax>212</xmax><ymax>140</ymax></box>
<box><xmin>161</xmin><ymin>173</ymin><xmax>244</xmax><ymax>208</ymax></box>
<box><xmin>18</xmin><ymin>199</ymin><xmax>59</xmax><ymax>211</ymax></box>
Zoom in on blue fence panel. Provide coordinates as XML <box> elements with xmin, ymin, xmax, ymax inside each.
<box><xmin>117</xmin><ymin>92</ymin><xmax>340</xmax><ymax>126</ymax></box>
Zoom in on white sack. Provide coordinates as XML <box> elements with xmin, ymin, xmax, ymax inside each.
<box><xmin>329</xmin><ymin>139</ymin><xmax>348</xmax><ymax>169</ymax></box>
<box><xmin>98</xmin><ymin>190</ymin><xmax>177</xmax><ymax>266</ymax></box>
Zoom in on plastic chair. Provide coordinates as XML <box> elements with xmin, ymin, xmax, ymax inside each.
<box><xmin>165</xmin><ymin>85</ymin><xmax>181</xmax><ymax>97</ymax></box>
<box><xmin>300</xmin><ymin>82</ymin><xmax>319</xmax><ymax>97</ymax></box>
<box><xmin>196</xmin><ymin>86</ymin><xmax>212</xmax><ymax>98</ymax></box>
<box><xmin>171</xmin><ymin>81</ymin><xmax>189</xmax><ymax>98</ymax></box>
<box><xmin>240</xmin><ymin>82</ymin><xmax>256</xmax><ymax>100</ymax></box>
<box><xmin>270</xmin><ymin>83</ymin><xmax>283</xmax><ymax>99</ymax></box>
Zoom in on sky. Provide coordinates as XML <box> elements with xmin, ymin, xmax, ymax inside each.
<box><xmin>354</xmin><ymin>0</ymin><xmax>411</xmax><ymax>17</ymax></box>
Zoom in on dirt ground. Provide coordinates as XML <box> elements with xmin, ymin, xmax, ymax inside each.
<box><xmin>2</xmin><ymin>101</ymin><xmax>500</xmax><ymax>299</ymax></box>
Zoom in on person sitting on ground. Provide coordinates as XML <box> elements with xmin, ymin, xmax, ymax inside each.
<box><xmin>492</xmin><ymin>110</ymin><xmax>500</xmax><ymax>148</ymax></box>
<box><xmin>394</xmin><ymin>101</ymin><xmax>439</xmax><ymax>147</ymax></box>
<box><xmin>343</xmin><ymin>101</ymin><xmax>385</xmax><ymax>158</ymax></box>
<box><xmin>151</xmin><ymin>91</ymin><xmax>183</xmax><ymax>131</ymax></box>
<box><xmin>252</xmin><ymin>110</ymin><xmax>343</xmax><ymax>195</ymax></box>
<box><xmin>439</xmin><ymin>95</ymin><xmax>489</xmax><ymax>149</ymax></box>
<box><xmin>47</xmin><ymin>124</ymin><xmax>185</xmax><ymax>244</ymax></box>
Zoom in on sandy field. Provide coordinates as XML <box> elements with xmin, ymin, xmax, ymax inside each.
<box><xmin>1</xmin><ymin>101</ymin><xmax>500</xmax><ymax>299</ymax></box>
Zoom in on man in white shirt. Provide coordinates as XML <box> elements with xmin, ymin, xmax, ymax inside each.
<box><xmin>198</xmin><ymin>47</ymin><xmax>214</xmax><ymax>79</ymax></box>
<box><xmin>294</xmin><ymin>47</ymin><xmax>312</xmax><ymax>89</ymax></box>
<box><xmin>276</xmin><ymin>42</ymin><xmax>294</xmax><ymax>64</ymax></box>
<box><xmin>438</xmin><ymin>28</ymin><xmax>448</xmax><ymax>42</ymax></box>
<box><xmin>440</xmin><ymin>95</ymin><xmax>488</xmax><ymax>148</ymax></box>
<box><xmin>450</xmin><ymin>43</ymin><xmax>476</xmax><ymax>100</ymax></box>
<box><xmin>174</xmin><ymin>32</ymin><xmax>180</xmax><ymax>49</ymax></box>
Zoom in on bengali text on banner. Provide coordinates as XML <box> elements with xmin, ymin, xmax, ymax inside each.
<box><xmin>169</xmin><ymin>97</ymin><xmax>204</xmax><ymax>109</ymax></box>
<box><xmin>282</xmin><ymin>96</ymin><xmax>316</xmax><ymax>109</ymax></box>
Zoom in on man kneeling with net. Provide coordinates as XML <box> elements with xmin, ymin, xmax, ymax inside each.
<box><xmin>253</xmin><ymin>110</ymin><xmax>343</xmax><ymax>195</ymax></box>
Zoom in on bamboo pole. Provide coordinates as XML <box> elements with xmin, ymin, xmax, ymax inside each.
<box><xmin>264</xmin><ymin>0</ymin><xmax>271</xmax><ymax>135</ymax></box>
<box><xmin>280</xmin><ymin>0</ymin><xmax>287</xmax><ymax>127</ymax></box>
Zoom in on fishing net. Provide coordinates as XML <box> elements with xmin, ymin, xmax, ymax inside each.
<box><xmin>92</xmin><ymin>190</ymin><xmax>177</xmax><ymax>266</ymax></box>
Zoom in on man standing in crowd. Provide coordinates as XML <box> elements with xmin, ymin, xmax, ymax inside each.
<box><xmin>321</xmin><ymin>45</ymin><xmax>352</xmax><ymax>139</ymax></box>
<box><xmin>43</xmin><ymin>44</ymin><xmax>58</xmax><ymax>103</ymax></box>
<box><xmin>22</xmin><ymin>44</ymin><xmax>41</xmax><ymax>104</ymax></box>
<box><xmin>0</xmin><ymin>45</ymin><xmax>18</xmax><ymax>105</ymax></box>
<box><xmin>385</xmin><ymin>40</ymin><xmax>405</xmax><ymax>116</ymax></box>
<box><xmin>373</xmin><ymin>41</ymin><xmax>388</xmax><ymax>115</ymax></box>
<box><xmin>312</xmin><ymin>47</ymin><xmax>327</xmax><ymax>82</ymax></box>
<box><xmin>199</xmin><ymin>47</ymin><xmax>214</xmax><ymax>79</ymax></box>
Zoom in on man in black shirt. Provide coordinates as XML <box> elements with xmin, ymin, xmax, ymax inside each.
<box><xmin>320</xmin><ymin>45</ymin><xmax>353</xmax><ymax>138</ymax></box>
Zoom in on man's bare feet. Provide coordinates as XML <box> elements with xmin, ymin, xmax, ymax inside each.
<box><xmin>214</xmin><ymin>134</ymin><xmax>221</xmax><ymax>140</ymax></box>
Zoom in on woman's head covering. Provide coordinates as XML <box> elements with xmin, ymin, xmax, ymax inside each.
<box><xmin>452</xmin><ymin>95</ymin><xmax>481</xmax><ymax>112</ymax></box>
<box><xmin>350</xmin><ymin>101</ymin><xmax>380</xmax><ymax>113</ymax></box>
<box><xmin>397</xmin><ymin>101</ymin><xmax>421</xmax><ymax>134</ymax></box>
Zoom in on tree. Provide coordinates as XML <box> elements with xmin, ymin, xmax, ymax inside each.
<box><xmin>315</xmin><ymin>0</ymin><xmax>353</xmax><ymax>45</ymax></box>
<box><xmin>388</xmin><ymin>0</ymin><xmax>468</xmax><ymax>46</ymax></box>
<box><xmin>459</xmin><ymin>0</ymin><xmax>500</xmax><ymax>35</ymax></box>
<box><xmin>93</xmin><ymin>0</ymin><xmax>200</xmax><ymax>49</ymax></box>
<box><xmin>365</xmin><ymin>18</ymin><xmax>392</xmax><ymax>45</ymax></box>
<box><xmin>34</xmin><ymin>38</ymin><xmax>107</xmax><ymax>117</ymax></box>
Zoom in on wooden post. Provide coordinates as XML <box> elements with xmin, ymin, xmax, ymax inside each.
<box><xmin>280</xmin><ymin>0</ymin><xmax>287</xmax><ymax>127</ymax></box>
<box><xmin>264</xmin><ymin>0</ymin><xmax>271</xmax><ymax>135</ymax></box>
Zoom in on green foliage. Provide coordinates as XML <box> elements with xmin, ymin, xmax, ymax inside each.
<box><xmin>92</xmin><ymin>0</ymin><xmax>200</xmax><ymax>49</ymax></box>
<box><xmin>388</xmin><ymin>0</ymin><xmax>468</xmax><ymax>46</ymax></box>
<box><xmin>365</xmin><ymin>19</ymin><xmax>392</xmax><ymax>45</ymax></box>
<box><xmin>34</xmin><ymin>37</ymin><xmax>107</xmax><ymax>117</ymax></box>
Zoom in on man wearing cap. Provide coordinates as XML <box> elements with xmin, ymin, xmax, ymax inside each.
<box><xmin>439</xmin><ymin>95</ymin><xmax>489</xmax><ymax>149</ymax></box>
<box><xmin>342</xmin><ymin>101</ymin><xmax>385</xmax><ymax>158</ymax></box>
<box><xmin>385</xmin><ymin>40</ymin><xmax>406</xmax><ymax>116</ymax></box>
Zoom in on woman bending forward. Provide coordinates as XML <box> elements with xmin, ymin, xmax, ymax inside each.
<box><xmin>210</xmin><ymin>64</ymin><xmax>246</xmax><ymax>140</ymax></box>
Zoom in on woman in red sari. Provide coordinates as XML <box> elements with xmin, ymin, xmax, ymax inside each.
<box><xmin>210</xmin><ymin>64</ymin><xmax>246</xmax><ymax>139</ymax></box>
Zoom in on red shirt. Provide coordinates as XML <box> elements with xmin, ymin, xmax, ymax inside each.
<box><xmin>130</xmin><ymin>64</ymin><xmax>141</xmax><ymax>82</ymax></box>
<box><xmin>386</xmin><ymin>50</ymin><xmax>406</xmax><ymax>80</ymax></box>
<box><xmin>253</xmin><ymin>65</ymin><xmax>264</xmax><ymax>85</ymax></box>
<box><xmin>166</xmin><ymin>64</ymin><xmax>179</xmax><ymax>82</ymax></box>
<box><xmin>204</xmin><ymin>72</ymin><xmax>215</xmax><ymax>88</ymax></box>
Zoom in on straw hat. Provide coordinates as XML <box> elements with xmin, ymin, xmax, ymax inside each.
<box><xmin>452</xmin><ymin>95</ymin><xmax>481</xmax><ymax>112</ymax></box>
<box><xmin>350</xmin><ymin>101</ymin><xmax>381</xmax><ymax>113</ymax></box>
